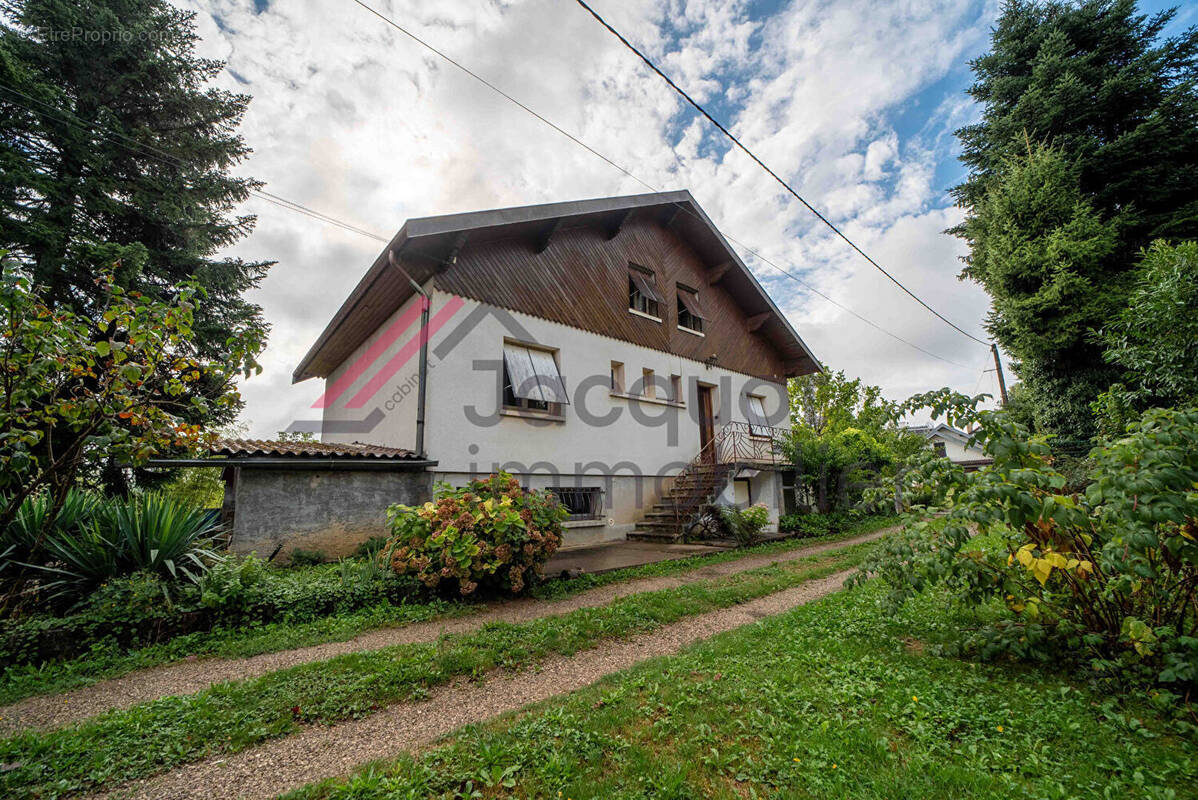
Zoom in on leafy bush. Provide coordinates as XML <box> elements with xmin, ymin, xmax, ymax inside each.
<box><xmin>383</xmin><ymin>473</ymin><xmax>566</xmax><ymax>596</ymax></box>
<box><xmin>778</xmin><ymin>509</ymin><xmax>867</xmax><ymax>539</ymax></box>
<box><xmin>0</xmin><ymin>555</ymin><xmax>422</xmax><ymax>667</ymax></box>
<box><xmin>289</xmin><ymin>548</ymin><xmax>327</xmax><ymax>567</ymax></box>
<box><xmin>717</xmin><ymin>504</ymin><xmax>770</xmax><ymax>546</ymax></box>
<box><xmin>855</xmin><ymin>391</ymin><xmax>1198</xmax><ymax>692</ymax></box>
<box><xmin>29</xmin><ymin>493</ymin><xmax>223</xmax><ymax>603</ymax></box>
<box><xmin>352</xmin><ymin>535</ymin><xmax>389</xmax><ymax>560</ymax></box>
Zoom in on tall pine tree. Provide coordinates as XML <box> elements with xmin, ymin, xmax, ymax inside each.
<box><xmin>0</xmin><ymin>0</ymin><xmax>270</xmax><ymax>430</ymax></box>
<box><xmin>951</xmin><ymin>0</ymin><xmax>1198</xmax><ymax>440</ymax></box>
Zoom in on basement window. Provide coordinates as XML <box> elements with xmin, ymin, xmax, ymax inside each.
<box><xmin>502</xmin><ymin>342</ymin><xmax>568</xmax><ymax>415</ymax></box>
<box><xmin>628</xmin><ymin>264</ymin><xmax>663</xmax><ymax>319</ymax></box>
<box><xmin>676</xmin><ymin>285</ymin><xmax>706</xmax><ymax>334</ymax></box>
<box><xmin>550</xmin><ymin>486</ymin><xmax>604</xmax><ymax>521</ymax></box>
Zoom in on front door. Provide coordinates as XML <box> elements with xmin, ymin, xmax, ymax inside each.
<box><xmin>698</xmin><ymin>385</ymin><xmax>715</xmax><ymax>462</ymax></box>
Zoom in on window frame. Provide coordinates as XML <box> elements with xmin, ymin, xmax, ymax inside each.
<box><xmin>676</xmin><ymin>285</ymin><xmax>706</xmax><ymax>334</ymax></box>
<box><xmin>550</xmin><ymin>486</ymin><xmax>604</xmax><ymax>521</ymax></box>
<box><xmin>628</xmin><ymin>265</ymin><xmax>663</xmax><ymax>320</ymax></box>
<box><xmin>501</xmin><ymin>342</ymin><xmax>566</xmax><ymax>417</ymax></box>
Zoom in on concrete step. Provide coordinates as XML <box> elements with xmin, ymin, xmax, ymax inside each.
<box><xmin>626</xmin><ymin>529</ymin><xmax>683</xmax><ymax>543</ymax></box>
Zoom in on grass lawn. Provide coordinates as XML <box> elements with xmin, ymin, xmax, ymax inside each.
<box><xmin>288</xmin><ymin>581</ymin><xmax>1198</xmax><ymax>800</ymax></box>
<box><xmin>0</xmin><ymin>516</ymin><xmax>895</xmax><ymax>707</ymax></box>
<box><xmin>0</xmin><ymin>543</ymin><xmax>879</xmax><ymax>798</ymax></box>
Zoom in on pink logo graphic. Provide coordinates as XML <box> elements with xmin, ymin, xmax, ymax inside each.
<box><xmin>312</xmin><ymin>295</ymin><xmax>466</xmax><ymax>411</ymax></box>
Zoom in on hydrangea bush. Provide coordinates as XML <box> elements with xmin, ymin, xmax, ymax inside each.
<box><xmin>383</xmin><ymin>473</ymin><xmax>567</xmax><ymax>596</ymax></box>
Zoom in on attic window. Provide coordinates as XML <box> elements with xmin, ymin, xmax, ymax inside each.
<box><xmin>502</xmin><ymin>342</ymin><xmax>569</xmax><ymax>414</ymax></box>
<box><xmin>676</xmin><ymin>285</ymin><xmax>705</xmax><ymax>333</ymax></box>
<box><xmin>628</xmin><ymin>265</ymin><xmax>662</xmax><ymax>319</ymax></box>
<box><xmin>933</xmin><ymin>441</ymin><xmax>947</xmax><ymax>458</ymax></box>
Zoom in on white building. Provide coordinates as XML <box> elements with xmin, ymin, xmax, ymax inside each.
<box><xmin>907</xmin><ymin>423</ymin><xmax>992</xmax><ymax>471</ymax></box>
<box><xmin>292</xmin><ymin>191</ymin><xmax>821</xmax><ymax>547</ymax></box>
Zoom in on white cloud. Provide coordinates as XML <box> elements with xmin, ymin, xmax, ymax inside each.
<box><xmin>177</xmin><ymin>0</ymin><xmax>1001</xmax><ymax>435</ymax></box>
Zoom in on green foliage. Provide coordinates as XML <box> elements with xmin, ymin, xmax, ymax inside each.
<box><xmin>0</xmin><ymin>0</ymin><xmax>272</xmax><ymax>438</ymax></box>
<box><xmin>0</xmin><ymin>553</ymin><xmax>423</xmax><ymax>668</ymax></box>
<box><xmin>778</xmin><ymin>509</ymin><xmax>873</xmax><ymax>539</ymax></box>
<box><xmin>0</xmin><ymin>546</ymin><xmax>874</xmax><ymax>798</ymax></box>
<box><xmin>5</xmin><ymin>491</ymin><xmax>222</xmax><ymax>606</ymax></box>
<box><xmin>951</xmin><ymin>0</ymin><xmax>1198</xmax><ymax>439</ymax></box>
<box><xmin>1094</xmin><ymin>240</ymin><xmax>1198</xmax><ymax>435</ymax></box>
<box><xmin>784</xmin><ymin>367</ymin><xmax>920</xmax><ymax>513</ymax></box>
<box><xmin>855</xmin><ymin>389</ymin><xmax>1198</xmax><ymax>691</ymax></box>
<box><xmin>384</xmin><ymin>473</ymin><xmax>566</xmax><ymax>596</ymax></box>
<box><xmin>289</xmin><ymin>548</ymin><xmax>327</xmax><ymax>567</ymax></box>
<box><xmin>352</xmin><ymin>535</ymin><xmax>389</xmax><ymax>560</ymax></box>
<box><xmin>0</xmin><ymin>267</ymin><xmax>258</xmax><ymax>546</ymax></box>
<box><xmin>0</xmin><ymin>519</ymin><xmax>895</xmax><ymax>705</ymax></box>
<box><xmin>954</xmin><ymin>143</ymin><xmax>1123</xmax><ymax>438</ymax></box>
<box><xmin>716</xmin><ymin>503</ymin><xmax>770</xmax><ymax>546</ymax></box>
<box><xmin>160</xmin><ymin>467</ymin><xmax>224</xmax><ymax>509</ymax></box>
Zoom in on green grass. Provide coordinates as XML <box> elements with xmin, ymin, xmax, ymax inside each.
<box><xmin>0</xmin><ymin>543</ymin><xmax>879</xmax><ymax>798</ymax></box>
<box><xmin>285</xmin><ymin>583</ymin><xmax>1198</xmax><ymax>800</ymax></box>
<box><xmin>0</xmin><ymin>516</ymin><xmax>896</xmax><ymax>707</ymax></box>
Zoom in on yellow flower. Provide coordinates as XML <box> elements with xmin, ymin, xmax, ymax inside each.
<box><xmin>793</xmin><ymin>757</ymin><xmax>800</xmax><ymax>762</ymax></box>
<box><xmin>912</xmin><ymin>695</ymin><xmax>918</xmax><ymax>702</ymax></box>
<box><xmin>832</xmin><ymin>763</ymin><xmax>838</xmax><ymax>769</ymax></box>
<box><xmin>997</xmin><ymin>725</ymin><xmax>1004</xmax><ymax>732</ymax></box>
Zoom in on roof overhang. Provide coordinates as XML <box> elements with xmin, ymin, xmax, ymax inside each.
<box><xmin>293</xmin><ymin>190</ymin><xmax>821</xmax><ymax>383</ymax></box>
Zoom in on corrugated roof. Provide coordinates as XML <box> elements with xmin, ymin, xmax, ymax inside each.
<box><xmin>210</xmin><ymin>439</ymin><xmax>419</xmax><ymax>460</ymax></box>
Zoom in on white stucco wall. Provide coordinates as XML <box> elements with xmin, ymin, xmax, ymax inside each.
<box><xmin>930</xmin><ymin>433</ymin><xmax>987</xmax><ymax>462</ymax></box>
<box><xmin>319</xmin><ymin>289</ymin><xmax>793</xmax><ymax>544</ymax></box>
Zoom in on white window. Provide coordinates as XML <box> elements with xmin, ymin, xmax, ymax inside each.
<box><xmin>628</xmin><ymin>265</ymin><xmax>663</xmax><ymax>319</ymax></box>
<box><xmin>502</xmin><ymin>342</ymin><xmax>568</xmax><ymax>414</ymax></box>
<box><xmin>641</xmin><ymin>368</ymin><xmax>656</xmax><ymax>399</ymax></box>
<box><xmin>746</xmin><ymin>394</ymin><xmax>770</xmax><ymax>436</ymax></box>
<box><xmin>611</xmin><ymin>361</ymin><xmax>624</xmax><ymax>393</ymax></box>
<box><xmin>670</xmin><ymin>374</ymin><xmax>682</xmax><ymax>404</ymax></box>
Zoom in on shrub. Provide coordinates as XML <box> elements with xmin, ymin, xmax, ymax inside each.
<box><xmin>288</xmin><ymin>548</ymin><xmax>327</xmax><ymax>567</ymax></box>
<box><xmin>352</xmin><ymin>536</ymin><xmax>389</xmax><ymax>560</ymax></box>
<box><xmin>383</xmin><ymin>473</ymin><xmax>566</xmax><ymax>596</ymax></box>
<box><xmin>855</xmin><ymin>391</ymin><xmax>1198</xmax><ymax>692</ymax></box>
<box><xmin>717</xmin><ymin>504</ymin><xmax>770</xmax><ymax>546</ymax></box>
<box><xmin>29</xmin><ymin>493</ymin><xmax>223</xmax><ymax>603</ymax></box>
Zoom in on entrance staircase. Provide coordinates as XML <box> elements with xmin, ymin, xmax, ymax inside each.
<box><xmin>627</xmin><ymin>422</ymin><xmax>786</xmax><ymax>543</ymax></box>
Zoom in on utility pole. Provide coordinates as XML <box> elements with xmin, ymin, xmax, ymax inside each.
<box><xmin>990</xmin><ymin>343</ymin><xmax>1009</xmax><ymax>406</ymax></box>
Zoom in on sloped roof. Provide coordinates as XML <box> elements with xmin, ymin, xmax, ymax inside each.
<box><xmin>210</xmin><ymin>439</ymin><xmax>419</xmax><ymax>460</ymax></box>
<box><xmin>293</xmin><ymin>190</ymin><xmax>820</xmax><ymax>383</ymax></box>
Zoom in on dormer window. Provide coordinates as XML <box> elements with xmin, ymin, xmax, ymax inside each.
<box><xmin>628</xmin><ymin>264</ymin><xmax>663</xmax><ymax>320</ymax></box>
<box><xmin>676</xmin><ymin>285</ymin><xmax>706</xmax><ymax>334</ymax></box>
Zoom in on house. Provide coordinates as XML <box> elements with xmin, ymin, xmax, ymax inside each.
<box><xmin>290</xmin><ymin>190</ymin><xmax>821</xmax><ymax>550</ymax></box>
<box><xmin>906</xmin><ymin>423</ymin><xmax>992</xmax><ymax>471</ymax></box>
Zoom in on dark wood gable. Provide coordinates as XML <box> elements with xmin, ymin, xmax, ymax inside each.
<box><xmin>432</xmin><ymin>213</ymin><xmax>790</xmax><ymax>383</ymax></box>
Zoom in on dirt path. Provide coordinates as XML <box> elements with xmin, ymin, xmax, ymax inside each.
<box><xmin>94</xmin><ymin>567</ymin><xmax>858</xmax><ymax>800</ymax></box>
<box><xmin>2</xmin><ymin>527</ymin><xmax>894</xmax><ymax>734</ymax></box>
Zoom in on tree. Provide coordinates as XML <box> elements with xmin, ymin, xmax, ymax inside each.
<box><xmin>0</xmin><ymin>256</ymin><xmax>260</xmax><ymax>538</ymax></box>
<box><xmin>0</xmin><ymin>0</ymin><xmax>271</xmax><ymax>434</ymax></box>
<box><xmin>1093</xmin><ymin>240</ymin><xmax>1198</xmax><ymax>436</ymax></box>
<box><xmin>957</xmin><ymin>144</ymin><xmax>1123</xmax><ymax>439</ymax></box>
<box><xmin>784</xmin><ymin>368</ymin><xmax>922</xmax><ymax>512</ymax></box>
<box><xmin>951</xmin><ymin>0</ymin><xmax>1198</xmax><ymax>439</ymax></box>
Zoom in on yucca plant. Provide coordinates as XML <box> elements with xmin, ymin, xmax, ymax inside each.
<box><xmin>20</xmin><ymin>493</ymin><xmax>224</xmax><ymax>604</ymax></box>
<box><xmin>1</xmin><ymin>490</ymin><xmax>102</xmax><ymax>574</ymax></box>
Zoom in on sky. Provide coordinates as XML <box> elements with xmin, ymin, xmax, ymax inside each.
<box><xmin>178</xmin><ymin>0</ymin><xmax>1193</xmax><ymax>436</ymax></box>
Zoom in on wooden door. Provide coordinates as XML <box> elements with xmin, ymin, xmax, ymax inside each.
<box><xmin>698</xmin><ymin>385</ymin><xmax>715</xmax><ymax>462</ymax></box>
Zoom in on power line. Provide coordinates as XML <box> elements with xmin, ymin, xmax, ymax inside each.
<box><xmin>0</xmin><ymin>24</ymin><xmax>972</xmax><ymax>371</ymax></box>
<box><xmin>350</xmin><ymin>1</ymin><xmax>974</xmax><ymax>369</ymax></box>
<box><xmin>570</xmin><ymin>0</ymin><xmax>992</xmax><ymax>348</ymax></box>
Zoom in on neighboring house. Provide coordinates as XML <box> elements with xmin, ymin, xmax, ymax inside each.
<box><xmin>906</xmin><ymin>423</ymin><xmax>992</xmax><ymax>471</ymax></box>
<box><xmin>290</xmin><ymin>190</ymin><xmax>821</xmax><ymax>550</ymax></box>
